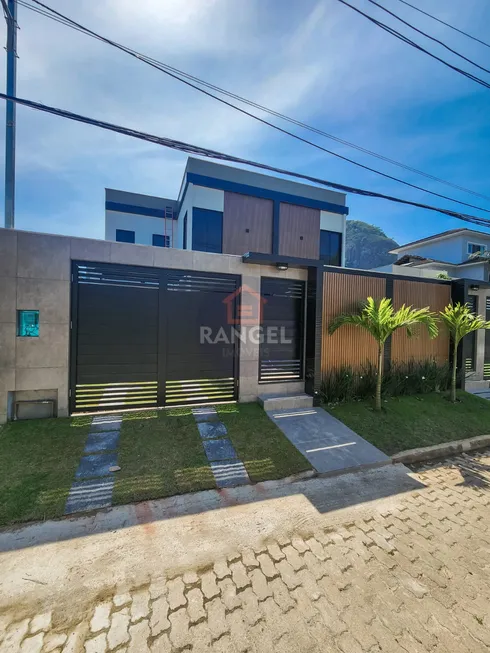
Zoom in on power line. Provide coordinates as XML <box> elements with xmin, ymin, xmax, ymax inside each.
<box><xmin>19</xmin><ymin>0</ymin><xmax>490</xmax><ymax>210</ymax></box>
<box><xmin>335</xmin><ymin>0</ymin><xmax>490</xmax><ymax>90</ymax></box>
<box><xmin>392</xmin><ymin>0</ymin><xmax>490</xmax><ymax>50</ymax></box>
<box><xmin>366</xmin><ymin>0</ymin><xmax>490</xmax><ymax>74</ymax></box>
<box><xmin>3</xmin><ymin>90</ymin><xmax>490</xmax><ymax>229</ymax></box>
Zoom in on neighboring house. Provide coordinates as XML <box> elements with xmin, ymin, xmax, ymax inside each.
<box><xmin>375</xmin><ymin>227</ymin><xmax>490</xmax><ymax>390</ymax></box>
<box><xmin>375</xmin><ymin>228</ymin><xmax>490</xmax><ymax>281</ymax></box>
<box><xmin>105</xmin><ymin>157</ymin><xmax>348</xmax><ymax>264</ymax></box>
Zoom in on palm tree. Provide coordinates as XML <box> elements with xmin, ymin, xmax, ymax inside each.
<box><xmin>328</xmin><ymin>297</ymin><xmax>438</xmax><ymax>411</ymax></box>
<box><xmin>439</xmin><ymin>302</ymin><xmax>490</xmax><ymax>403</ymax></box>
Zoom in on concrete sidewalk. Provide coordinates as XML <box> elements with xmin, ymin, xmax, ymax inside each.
<box><xmin>267</xmin><ymin>406</ymin><xmax>390</xmax><ymax>475</ymax></box>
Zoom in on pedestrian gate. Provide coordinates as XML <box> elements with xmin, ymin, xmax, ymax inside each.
<box><xmin>259</xmin><ymin>277</ymin><xmax>305</xmax><ymax>383</ymax></box>
<box><xmin>70</xmin><ymin>262</ymin><xmax>240</xmax><ymax>412</ymax></box>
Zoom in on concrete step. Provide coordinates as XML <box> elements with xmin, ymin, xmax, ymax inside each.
<box><xmin>258</xmin><ymin>393</ymin><xmax>313</xmax><ymax>411</ymax></box>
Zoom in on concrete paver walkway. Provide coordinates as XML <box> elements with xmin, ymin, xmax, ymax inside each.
<box><xmin>1</xmin><ymin>449</ymin><xmax>489</xmax><ymax>652</ymax></box>
<box><xmin>192</xmin><ymin>406</ymin><xmax>250</xmax><ymax>488</ymax></box>
<box><xmin>64</xmin><ymin>414</ymin><xmax>122</xmax><ymax>515</ymax></box>
<box><xmin>267</xmin><ymin>406</ymin><xmax>390</xmax><ymax>475</ymax></box>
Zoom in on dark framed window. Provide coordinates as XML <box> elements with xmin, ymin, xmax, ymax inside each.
<box><xmin>116</xmin><ymin>229</ymin><xmax>135</xmax><ymax>243</ymax></box>
<box><xmin>17</xmin><ymin>310</ymin><xmax>39</xmax><ymax>337</ymax></box>
<box><xmin>183</xmin><ymin>212</ymin><xmax>188</xmax><ymax>250</ymax></box>
<box><xmin>320</xmin><ymin>230</ymin><xmax>342</xmax><ymax>266</ymax></box>
<box><xmin>192</xmin><ymin>208</ymin><xmax>223</xmax><ymax>254</ymax></box>
<box><xmin>152</xmin><ymin>234</ymin><xmax>170</xmax><ymax>248</ymax></box>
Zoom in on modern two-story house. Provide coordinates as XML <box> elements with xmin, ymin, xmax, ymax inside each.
<box><xmin>105</xmin><ymin>157</ymin><xmax>349</xmax><ymax>264</ymax></box>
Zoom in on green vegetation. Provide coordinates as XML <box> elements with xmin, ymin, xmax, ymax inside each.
<box><xmin>0</xmin><ymin>403</ymin><xmax>310</xmax><ymax>527</ymax></box>
<box><xmin>321</xmin><ymin>360</ymin><xmax>451</xmax><ymax>404</ymax></box>
<box><xmin>327</xmin><ymin>391</ymin><xmax>490</xmax><ymax>456</ymax></box>
<box><xmin>328</xmin><ymin>297</ymin><xmax>438</xmax><ymax>410</ymax></box>
<box><xmin>439</xmin><ymin>302</ymin><xmax>490</xmax><ymax>402</ymax></box>
<box><xmin>0</xmin><ymin>416</ymin><xmax>90</xmax><ymax>526</ymax></box>
<box><xmin>112</xmin><ymin>408</ymin><xmax>215</xmax><ymax>505</ymax></box>
<box><xmin>217</xmin><ymin>403</ymin><xmax>311</xmax><ymax>482</ymax></box>
<box><xmin>345</xmin><ymin>220</ymin><xmax>398</xmax><ymax>269</ymax></box>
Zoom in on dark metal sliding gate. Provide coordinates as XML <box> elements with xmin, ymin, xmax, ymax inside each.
<box><xmin>70</xmin><ymin>262</ymin><xmax>240</xmax><ymax>412</ymax></box>
<box><xmin>259</xmin><ymin>277</ymin><xmax>305</xmax><ymax>383</ymax></box>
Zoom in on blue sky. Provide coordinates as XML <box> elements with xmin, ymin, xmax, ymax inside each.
<box><xmin>0</xmin><ymin>0</ymin><xmax>489</xmax><ymax>246</ymax></box>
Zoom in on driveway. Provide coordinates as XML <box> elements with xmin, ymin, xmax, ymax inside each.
<box><xmin>0</xmin><ymin>450</ymin><xmax>489</xmax><ymax>652</ymax></box>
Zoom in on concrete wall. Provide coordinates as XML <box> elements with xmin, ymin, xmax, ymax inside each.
<box><xmin>375</xmin><ymin>262</ymin><xmax>488</xmax><ymax>281</ymax></box>
<box><xmin>0</xmin><ymin>228</ymin><xmax>307</xmax><ymax>422</ymax></box>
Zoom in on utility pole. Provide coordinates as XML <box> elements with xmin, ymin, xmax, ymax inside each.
<box><xmin>3</xmin><ymin>0</ymin><xmax>17</xmax><ymax>228</ymax></box>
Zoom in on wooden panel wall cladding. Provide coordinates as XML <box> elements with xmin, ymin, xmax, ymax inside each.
<box><xmin>392</xmin><ymin>280</ymin><xmax>451</xmax><ymax>364</ymax></box>
<box><xmin>322</xmin><ymin>272</ymin><xmax>386</xmax><ymax>374</ymax></box>
<box><xmin>278</xmin><ymin>203</ymin><xmax>320</xmax><ymax>259</ymax></box>
<box><xmin>222</xmin><ymin>192</ymin><xmax>273</xmax><ymax>255</ymax></box>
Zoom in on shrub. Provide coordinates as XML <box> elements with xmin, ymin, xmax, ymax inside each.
<box><xmin>320</xmin><ymin>359</ymin><xmax>451</xmax><ymax>404</ymax></box>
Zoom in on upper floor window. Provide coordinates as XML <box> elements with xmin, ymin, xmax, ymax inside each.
<box><xmin>152</xmin><ymin>234</ymin><xmax>170</xmax><ymax>248</ymax></box>
<box><xmin>320</xmin><ymin>230</ymin><xmax>342</xmax><ymax>266</ymax></box>
<box><xmin>116</xmin><ymin>229</ymin><xmax>135</xmax><ymax>244</ymax></box>
<box><xmin>183</xmin><ymin>212</ymin><xmax>188</xmax><ymax>250</ymax></box>
<box><xmin>468</xmin><ymin>242</ymin><xmax>487</xmax><ymax>256</ymax></box>
<box><xmin>192</xmin><ymin>208</ymin><xmax>223</xmax><ymax>254</ymax></box>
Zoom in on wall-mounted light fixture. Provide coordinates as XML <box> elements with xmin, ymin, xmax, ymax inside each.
<box><xmin>276</xmin><ymin>262</ymin><xmax>289</xmax><ymax>271</ymax></box>
<box><xmin>470</xmin><ymin>284</ymin><xmax>480</xmax><ymax>291</ymax></box>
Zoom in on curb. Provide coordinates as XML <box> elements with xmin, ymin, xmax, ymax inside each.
<box><xmin>392</xmin><ymin>434</ymin><xmax>490</xmax><ymax>465</ymax></box>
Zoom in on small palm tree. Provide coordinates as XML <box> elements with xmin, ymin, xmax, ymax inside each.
<box><xmin>328</xmin><ymin>297</ymin><xmax>438</xmax><ymax>411</ymax></box>
<box><xmin>439</xmin><ymin>302</ymin><xmax>490</xmax><ymax>403</ymax></box>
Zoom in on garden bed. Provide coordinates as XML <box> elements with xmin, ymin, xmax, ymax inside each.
<box><xmin>326</xmin><ymin>391</ymin><xmax>490</xmax><ymax>456</ymax></box>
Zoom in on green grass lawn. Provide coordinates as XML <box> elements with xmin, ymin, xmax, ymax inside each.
<box><xmin>0</xmin><ymin>415</ymin><xmax>91</xmax><ymax>526</ymax></box>
<box><xmin>112</xmin><ymin>408</ymin><xmax>216</xmax><ymax>506</ymax></box>
<box><xmin>326</xmin><ymin>391</ymin><xmax>490</xmax><ymax>456</ymax></box>
<box><xmin>0</xmin><ymin>403</ymin><xmax>310</xmax><ymax>526</ymax></box>
<box><xmin>217</xmin><ymin>403</ymin><xmax>311</xmax><ymax>482</ymax></box>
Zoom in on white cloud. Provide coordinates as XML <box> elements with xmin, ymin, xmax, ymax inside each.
<box><xmin>0</xmin><ymin>0</ymin><xmax>487</xmax><ymax>240</ymax></box>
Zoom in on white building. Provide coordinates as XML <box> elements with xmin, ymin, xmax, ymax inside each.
<box><xmin>376</xmin><ymin>228</ymin><xmax>490</xmax><ymax>281</ymax></box>
<box><xmin>105</xmin><ymin>157</ymin><xmax>349</xmax><ymax>264</ymax></box>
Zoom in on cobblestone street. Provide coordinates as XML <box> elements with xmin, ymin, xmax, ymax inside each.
<box><xmin>1</xmin><ymin>450</ymin><xmax>489</xmax><ymax>652</ymax></box>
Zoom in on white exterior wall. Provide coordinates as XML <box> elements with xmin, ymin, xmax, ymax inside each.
<box><xmin>398</xmin><ymin>236</ymin><xmax>467</xmax><ymax>264</ymax></box>
<box><xmin>176</xmin><ymin>184</ymin><xmax>225</xmax><ymax>250</ymax></box>
<box><xmin>320</xmin><ymin>210</ymin><xmax>346</xmax><ymax>266</ymax></box>
<box><xmin>105</xmin><ymin>211</ymin><xmax>175</xmax><ymax>247</ymax></box>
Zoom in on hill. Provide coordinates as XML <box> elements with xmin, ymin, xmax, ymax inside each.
<box><xmin>345</xmin><ymin>220</ymin><xmax>399</xmax><ymax>269</ymax></box>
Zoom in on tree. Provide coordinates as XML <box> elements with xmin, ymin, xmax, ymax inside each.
<box><xmin>345</xmin><ymin>221</ymin><xmax>399</xmax><ymax>270</ymax></box>
<box><xmin>328</xmin><ymin>297</ymin><xmax>438</xmax><ymax>411</ymax></box>
<box><xmin>439</xmin><ymin>303</ymin><xmax>490</xmax><ymax>403</ymax></box>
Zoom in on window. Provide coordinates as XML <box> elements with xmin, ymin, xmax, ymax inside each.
<box><xmin>116</xmin><ymin>229</ymin><xmax>135</xmax><ymax>243</ymax></box>
<box><xmin>468</xmin><ymin>242</ymin><xmax>486</xmax><ymax>256</ymax></box>
<box><xmin>17</xmin><ymin>310</ymin><xmax>39</xmax><ymax>337</ymax></box>
<box><xmin>152</xmin><ymin>234</ymin><xmax>170</xmax><ymax>248</ymax></box>
<box><xmin>320</xmin><ymin>230</ymin><xmax>342</xmax><ymax>266</ymax></box>
<box><xmin>183</xmin><ymin>212</ymin><xmax>188</xmax><ymax>250</ymax></box>
<box><xmin>192</xmin><ymin>208</ymin><xmax>223</xmax><ymax>253</ymax></box>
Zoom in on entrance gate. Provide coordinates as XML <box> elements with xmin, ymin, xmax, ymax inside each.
<box><xmin>70</xmin><ymin>262</ymin><xmax>240</xmax><ymax>413</ymax></box>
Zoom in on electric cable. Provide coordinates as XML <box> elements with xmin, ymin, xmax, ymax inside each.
<box><xmin>18</xmin><ymin>0</ymin><xmax>490</xmax><ymax>210</ymax></box>
<box><xmin>3</xmin><ymin>90</ymin><xmax>490</xmax><ymax>229</ymax></box>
